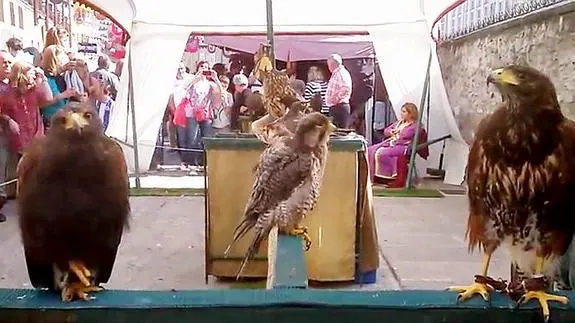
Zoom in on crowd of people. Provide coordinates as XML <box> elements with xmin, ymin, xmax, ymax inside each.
<box><xmin>0</xmin><ymin>27</ymin><xmax>122</xmax><ymax>223</ymax></box>
<box><xmin>164</xmin><ymin>53</ymin><xmax>355</xmax><ymax>173</ymax></box>
<box><xmin>0</xmin><ymin>35</ymin><xmax>427</xmax><ymax>222</ymax></box>
<box><xmin>163</xmin><ymin>51</ymin><xmax>424</xmax><ymax>183</ymax></box>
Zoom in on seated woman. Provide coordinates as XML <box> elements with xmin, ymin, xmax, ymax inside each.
<box><xmin>367</xmin><ymin>102</ymin><xmax>423</xmax><ymax>181</ymax></box>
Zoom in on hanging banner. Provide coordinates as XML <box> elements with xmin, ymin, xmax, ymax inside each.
<box><xmin>185</xmin><ymin>35</ymin><xmax>201</xmax><ymax>53</ymax></box>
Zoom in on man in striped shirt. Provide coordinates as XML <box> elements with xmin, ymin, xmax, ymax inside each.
<box><xmin>325</xmin><ymin>53</ymin><xmax>353</xmax><ymax>128</ymax></box>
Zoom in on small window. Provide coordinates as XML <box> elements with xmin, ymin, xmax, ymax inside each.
<box><xmin>9</xmin><ymin>1</ymin><xmax>15</xmax><ymax>26</ymax></box>
<box><xmin>18</xmin><ymin>6</ymin><xmax>23</xmax><ymax>29</ymax></box>
<box><xmin>0</xmin><ymin>0</ymin><xmax>4</xmax><ymax>22</ymax></box>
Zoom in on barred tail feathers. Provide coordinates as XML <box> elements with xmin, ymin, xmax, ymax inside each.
<box><xmin>224</xmin><ymin>214</ymin><xmax>258</xmax><ymax>257</ymax></box>
<box><xmin>235</xmin><ymin>224</ymin><xmax>271</xmax><ymax>280</ymax></box>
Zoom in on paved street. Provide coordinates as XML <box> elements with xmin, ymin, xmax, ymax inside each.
<box><xmin>0</xmin><ymin>195</ymin><xmax>510</xmax><ymax>290</ymax></box>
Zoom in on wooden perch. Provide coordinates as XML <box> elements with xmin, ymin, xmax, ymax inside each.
<box><xmin>266</xmin><ymin>226</ymin><xmax>308</xmax><ymax>289</ymax></box>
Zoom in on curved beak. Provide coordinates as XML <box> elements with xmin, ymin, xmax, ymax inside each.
<box><xmin>487</xmin><ymin>68</ymin><xmax>519</xmax><ymax>86</ymax></box>
<box><xmin>64</xmin><ymin>112</ymin><xmax>89</xmax><ymax>132</ymax></box>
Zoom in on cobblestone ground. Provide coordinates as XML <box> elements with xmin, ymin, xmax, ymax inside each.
<box><xmin>0</xmin><ymin>196</ymin><xmax>510</xmax><ymax>290</ymax></box>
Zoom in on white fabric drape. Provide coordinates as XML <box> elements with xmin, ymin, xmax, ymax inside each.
<box><xmin>368</xmin><ymin>22</ymin><xmax>467</xmax><ymax>185</ymax></box>
<box><xmin>96</xmin><ymin>0</ymin><xmax>468</xmax><ymax>184</ymax></box>
<box><xmin>105</xmin><ymin>22</ymin><xmax>190</xmax><ymax>172</ymax></box>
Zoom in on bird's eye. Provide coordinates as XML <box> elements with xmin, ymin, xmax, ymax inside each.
<box><xmin>84</xmin><ymin>112</ymin><xmax>92</xmax><ymax>119</ymax></box>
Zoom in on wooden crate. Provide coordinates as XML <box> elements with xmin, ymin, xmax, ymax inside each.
<box><xmin>203</xmin><ymin>136</ymin><xmax>364</xmax><ymax>281</ymax></box>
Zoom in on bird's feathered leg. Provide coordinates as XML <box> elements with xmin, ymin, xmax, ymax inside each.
<box><xmin>448</xmin><ymin>253</ymin><xmax>497</xmax><ymax>301</ymax></box>
<box><xmin>516</xmin><ymin>255</ymin><xmax>569</xmax><ymax>322</ymax></box>
<box><xmin>281</xmin><ymin>154</ymin><xmax>327</xmax><ymax>253</ymax></box>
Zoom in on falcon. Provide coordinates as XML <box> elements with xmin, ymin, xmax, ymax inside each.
<box><xmin>250</xmin><ymin>43</ymin><xmax>321</xmax><ymax>143</ymax></box>
<box><xmin>448</xmin><ymin>65</ymin><xmax>575</xmax><ymax>322</ymax></box>
<box><xmin>225</xmin><ymin>112</ymin><xmax>336</xmax><ymax>278</ymax></box>
<box><xmin>17</xmin><ymin>102</ymin><xmax>130</xmax><ymax>302</ymax></box>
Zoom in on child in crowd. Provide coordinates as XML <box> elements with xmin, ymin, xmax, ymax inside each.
<box><xmin>93</xmin><ymin>76</ymin><xmax>113</xmax><ymax>132</ymax></box>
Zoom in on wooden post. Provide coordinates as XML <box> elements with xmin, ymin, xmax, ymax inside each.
<box><xmin>266</xmin><ymin>227</ymin><xmax>308</xmax><ymax>289</ymax></box>
<box><xmin>44</xmin><ymin>0</ymin><xmax>49</xmax><ymax>31</ymax></box>
<box><xmin>266</xmin><ymin>227</ymin><xmax>278</xmax><ymax>289</ymax></box>
<box><xmin>265</xmin><ymin>0</ymin><xmax>275</xmax><ymax>68</ymax></box>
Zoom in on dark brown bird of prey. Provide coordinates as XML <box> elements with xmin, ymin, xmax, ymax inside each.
<box><xmin>225</xmin><ymin>112</ymin><xmax>336</xmax><ymax>278</ymax></box>
<box><xmin>17</xmin><ymin>102</ymin><xmax>130</xmax><ymax>302</ymax></box>
<box><xmin>449</xmin><ymin>65</ymin><xmax>575</xmax><ymax>322</ymax></box>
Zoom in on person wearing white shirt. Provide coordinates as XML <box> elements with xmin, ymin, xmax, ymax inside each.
<box><xmin>212</xmin><ymin>75</ymin><xmax>233</xmax><ymax>133</ymax></box>
<box><xmin>6</xmin><ymin>38</ymin><xmax>34</xmax><ymax>65</ymax></box>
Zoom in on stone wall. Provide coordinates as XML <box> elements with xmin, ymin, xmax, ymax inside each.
<box><xmin>437</xmin><ymin>3</ymin><xmax>575</xmax><ymax>144</ymax></box>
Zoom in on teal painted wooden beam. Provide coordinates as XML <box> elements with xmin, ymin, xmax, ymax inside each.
<box><xmin>1</xmin><ymin>289</ymin><xmax>574</xmax><ymax>323</ymax></box>
<box><xmin>266</xmin><ymin>227</ymin><xmax>308</xmax><ymax>289</ymax></box>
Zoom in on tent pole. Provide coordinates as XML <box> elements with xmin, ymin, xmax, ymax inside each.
<box><xmin>44</xmin><ymin>0</ymin><xmax>49</xmax><ymax>31</ymax></box>
<box><xmin>265</xmin><ymin>0</ymin><xmax>275</xmax><ymax>68</ymax></box>
<box><xmin>128</xmin><ymin>46</ymin><xmax>142</xmax><ymax>189</ymax></box>
<box><xmin>405</xmin><ymin>49</ymin><xmax>432</xmax><ymax>189</ymax></box>
<box><xmin>370</xmin><ymin>59</ymin><xmax>377</xmax><ymax>144</ymax></box>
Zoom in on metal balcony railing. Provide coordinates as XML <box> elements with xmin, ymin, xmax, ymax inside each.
<box><xmin>431</xmin><ymin>0</ymin><xmax>570</xmax><ymax>43</ymax></box>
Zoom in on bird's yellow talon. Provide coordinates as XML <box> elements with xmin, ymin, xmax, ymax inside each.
<box><xmin>60</xmin><ymin>282</ymin><xmax>103</xmax><ymax>302</ymax></box>
<box><xmin>516</xmin><ymin>290</ymin><xmax>569</xmax><ymax>322</ymax></box>
<box><xmin>448</xmin><ymin>282</ymin><xmax>493</xmax><ymax>302</ymax></box>
<box><xmin>289</xmin><ymin>225</ymin><xmax>312</xmax><ymax>251</ymax></box>
<box><xmin>69</xmin><ymin>260</ymin><xmax>92</xmax><ymax>286</ymax></box>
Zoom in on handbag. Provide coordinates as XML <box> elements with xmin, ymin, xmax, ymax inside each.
<box><xmin>191</xmin><ymin>87</ymin><xmax>213</xmax><ymax>122</ymax></box>
<box><xmin>173</xmin><ymin>96</ymin><xmax>190</xmax><ymax>127</ymax></box>
<box><xmin>192</xmin><ymin>105</ymin><xmax>208</xmax><ymax>122</ymax></box>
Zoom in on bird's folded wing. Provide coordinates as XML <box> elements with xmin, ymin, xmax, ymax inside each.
<box><xmin>16</xmin><ymin>139</ymin><xmax>45</xmax><ymax>194</ymax></box>
<box><xmin>244</xmin><ymin>141</ymin><xmax>312</xmax><ymax>221</ymax></box>
<box><xmin>103</xmin><ymin>138</ymin><xmax>129</xmax><ymax>185</ymax></box>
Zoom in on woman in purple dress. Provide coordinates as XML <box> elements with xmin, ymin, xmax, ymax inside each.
<box><xmin>367</xmin><ymin>102</ymin><xmax>422</xmax><ymax>180</ymax></box>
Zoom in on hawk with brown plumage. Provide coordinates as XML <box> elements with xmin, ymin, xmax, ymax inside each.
<box><xmin>252</xmin><ymin>44</ymin><xmax>295</xmax><ymax>119</ymax></box>
<box><xmin>449</xmin><ymin>65</ymin><xmax>575</xmax><ymax>322</ymax></box>
<box><xmin>250</xmin><ymin>44</ymin><xmax>322</xmax><ymax>143</ymax></box>
<box><xmin>225</xmin><ymin>112</ymin><xmax>336</xmax><ymax>278</ymax></box>
<box><xmin>17</xmin><ymin>102</ymin><xmax>130</xmax><ymax>302</ymax></box>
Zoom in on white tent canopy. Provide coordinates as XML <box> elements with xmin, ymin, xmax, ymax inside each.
<box><xmin>91</xmin><ymin>0</ymin><xmax>469</xmax><ymax>185</ymax></box>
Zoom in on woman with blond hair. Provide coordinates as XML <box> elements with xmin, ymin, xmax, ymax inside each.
<box><xmin>43</xmin><ymin>27</ymin><xmax>70</xmax><ymax>64</ymax></box>
<box><xmin>40</xmin><ymin>45</ymin><xmax>77</xmax><ymax>128</ymax></box>
<box><xmin>367</xmin><ymin>102</ymin><xmax>424</xmax><ymax>181</ymax></box>
<box><xmin>0</xmin><ymin>61</ymin><xmax>46</xmax><ymax>154</ymax></box>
